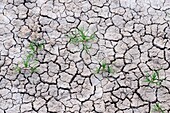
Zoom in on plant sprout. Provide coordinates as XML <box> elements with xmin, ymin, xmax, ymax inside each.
<box><xmin>29</xmin><ymin>41</ymin><xmax>44</xmax><ymax>52</ymax></box>
<box><xmin>15</xmin><ymin>65</ymin><xmax>21</xmax><ymax>73</ymax></box>
<box><xmin>15</xmin><ymin>41</ymin><xmax>44</xmax><ymax>74</ymax></box>
<box><xmin>96</xmin><ymin>61</ymin><xmax>113</xmax><ymax>74</ymax></box>
<box><xmin>67</xmin><ymin>28</ymin><xmax>95</xmax><ymax>52</ymax></box>
<box><xmin>23</xmin><ymin>59</ymin><xmax>29</xmax><ymax>68</ymax></box>
<box><xmin>144</xmin><ymin>70</ymin><xmax>163</xmax><ymax>86</ymax></box>
<box><xmin>152</xmin><ymin>103</ymin><xmax>165</xmax><ymax>113</ymax></box>
<box><xmin>30</xmin><ymin>66</ymin><xmax>37</xmax><ymax>73</ymax></box>
<box><xmin>29</xmin><ymin>42</ymin><xmax>36</xmax><ymax>53</ymax></box>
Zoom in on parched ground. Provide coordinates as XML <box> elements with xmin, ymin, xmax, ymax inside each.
<box><xmin>0</xmin><ymin>0</ymin><xmax>170</xmax><ymax>113</ymax></box>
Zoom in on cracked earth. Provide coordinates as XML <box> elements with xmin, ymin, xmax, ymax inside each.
<box><xmin>0</xmin><ymin>0</ymin><xmax>170</xmax><ymax>113</ymax></box>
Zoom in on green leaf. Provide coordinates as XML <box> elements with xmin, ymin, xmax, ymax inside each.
<box><xmin>38</xmin><ymin>43</ymin><xmax>44</xmax><ymax>50</ymax></box>
<box><xmin>29</xmin><ymin>42</ymin><xmax>36</xmax><ymax>53</ymax></box>
<box><xmin>101</xmin><ymin>62</ymin><xmax>106</xmax><ymax>70</ymax></box>
<box><xmin>68</xmin><ymin>28</ymin><xmax>95</xmax><ymax>52</ymax></box>
<box><xmin>89</xmin><ymin>33</ymin><xmax>95</xmax><ymax>40</ymax></box>
<box><xmin>78</xmin><ymin>28</ymin><xmax>87</xmax><ymax>40</ymax></box>
<box><xmin>146</xmin><ymin>76</ymin><xmax>150</xmax><ymax>81</ymax></box>
<box><xmin>27</xmin><ymin>53</ymin><xmax>33</xmax><ymax>61</ymax></box>
<box><xmin>152</xmin><ymin>103</ymin><xmax>165</xmax><ymax>113</ymax></box>
<box><xmin>83</xmin><ymin>44</ymin><xmax>91</xmax><ymax>53</ymax></box>
<box><xmin>151</xmin><ymin>71</ymin><xmax>157</xmax><ymax>81</ymax></box>
<box><xmin>156</xmin><ymin>81</ymin><xmax>161</xmax><ymax>86</ymax></box>
<box><xmin>107</xmin><ymin>66</ymin><xmax>112</xmax><ymax>73</ymax></box>
<box><xmin>70</xmin><ymin>37</ymin><xmax>79</xmax><ymax>44</ymax></box>
<box><xmin>30</xmin><ymin>66</ymin><xmax>37</xmax><ymax>73</ymax></box>
<box><xmin>15</xmin><ymin>66</ymin><xmax>21</xmax><ymax>73</ymax></box>
<box><xmin>96</xmin><ymin>67</ymin><xmax>100</xmax><ymax>74</ymax></box>
<box><xmin>23</xmin><ymin>59</ymin><xmax>29</xmax><ymax>68</ymax></box>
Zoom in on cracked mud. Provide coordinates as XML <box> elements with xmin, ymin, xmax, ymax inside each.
<box><xmin>0</xmin><ymin>0</ymin><xmax>170</xmax><ymax>113</ymax></box>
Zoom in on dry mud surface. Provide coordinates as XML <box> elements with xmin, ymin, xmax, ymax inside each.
<box><xmin>1</xmin><ymin>0</ymin><xmax>170</xmax><ymax>113</ymax></box>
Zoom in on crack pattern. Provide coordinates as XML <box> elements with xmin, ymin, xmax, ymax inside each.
<box><xmin>0</xmin><ymin>0</ymin><xmax>170</xmax><ymax>113</ymax></box>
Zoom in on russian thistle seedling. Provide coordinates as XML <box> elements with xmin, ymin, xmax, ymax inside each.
<box><xmin>15</xmin><ymin>65</ymin><xmax>21</xmax><ymax>73</ymax></box>
<box><xmin>67</xmin><ymin>28</ymin><xmax>95</xmax><ymax>52</ymax></box>
<box><xmin>152</xmin><ymin>103</ymin><xmax>165</xmax><ymax>113</ymax></box>
<box><xmin>15</xmin><ymin>41</ymin><xmax>44</xmax><ymax>74</ymax></box>
<box><xmin>23</xmin><ymin>58</ymin><xmax>29</xmax><ymax>68</ymax></box>
<box><xmin>96</xmin><ymin>61</ymin><xmax>113</xmax><ymax>74</ymax></box>
<box><xmin>144</xmin><ymin>70</ymin><xmax>163</xmax><ymax>86</ymax></box>
<box><xmin>30</xmin><ymin>66</ymin><xmax>37</xmax><ymax>73</ymax></box>
<box><xmin>29</xmin><ymin>42</ymin><xmax>36</xmax><ymax>53</ymax></box>
<box><xmin>29</xmin><ymin>41</ymin><xmax>44</xmax><ymax>53</ymax></box>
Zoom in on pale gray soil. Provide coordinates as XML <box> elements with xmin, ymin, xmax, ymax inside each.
<box><xmin>0</xmin><ymin>0</ymin><xmax>170</xmax><ymax>113</ymax></box>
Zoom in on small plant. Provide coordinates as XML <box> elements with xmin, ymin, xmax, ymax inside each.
<box><xmin>29</xmin><ymin>41</ymin><xmax>44</xmax><ymax>52</ymax></box>
<box><xmin>30</xmin><ymin>66</ymin><xmax>37</xmax><ymax>73</ymax></box>
<box><xmin>67</xmin><ymin>28</ymin><xmax>95</xmax><ymax>52</ymax></box>
<box><xmin>152</xmin><ymin>103</ymin><xmax>165</xmax><ymax>113</ymax></box>
<box><xmin>14</xmin><ymin>41</ymin><xmax>44</xmax><ymax>74</ymax></box>
<box><xmin>23</xmin><ymin>58</ymin><xmax>29</xmax><ymax>68</ymax></box>
<box><xmin>96</xmin><ymin>61</ymin><xmax>113</xmax><ymax>74</ymax></box>
<box><xmin>15</xmin><ymin>65</ymin><xmax>21</xmax><ymax>73</ymax></box>
<box><xmin>144</xmin><ymin>70</ymin><xmax>163</xmax><ymax>86</ymax></box>
<box><xmin>29</xmin><ymin>42</ymin><xmax>36</xmax><ymax>53</ymax></box>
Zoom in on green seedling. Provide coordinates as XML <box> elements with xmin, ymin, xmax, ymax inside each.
<box><xmin>26</xmin><ymin>53</ymin><xmax>34</xmax><ymax>61</ymax></box>
<box><xmin>67</xmin><ymin>28</ymin><xmax>95</xmax><ymax>52</ymax></box>
<box><xmin>152</xmin><ymin>103</ymin><xmax>165</xmax><ymax>113</ymax></box>
<box><xmin>37</xmin><ymin>42</ymin><xmax>44</xmax><ymax>50</ymax></box>
<box><xmin>15</xmin><ymin>65</ymin><xmax>21</xmax><ymax>73</ymax></box>
<box><xmin>82</xmin><ymin>43</ymin><xmax>92</xmax><ymax>52</ymax></box>
<box><xmin>23</xmin><ymin>59</ymin><xmax>29</xmax><ymax>68</ymax></box>
<box><xmin>30</xmin><ymin>66</ymin><xmax>37</xmax><ymax>73</ymax></box>
<box><xmin>29</xmin><ymin>41</ymin><xmax>44</xmax><ymax>52</ymax></box>
<box><xmin>107</xmin><ymin>66</ymin><xmax>112</xmax><ymax>74</ymax></box>
<box><xmin>15</xmin><ymin>41</ymin><xmax>44</xmax><ymax>74</ymax></box>
<box><xmin>23</xmin><ymin>53</ymin><xmax>34</xmax><ymax>68</ymax></box>
<box><xmin>29</xmin><ymin>42</ymin><xmax>36</xmax><ymax>53</ymax></box>
<box><xmin>96</xmin><ymin>61</ymin><xmax>113</xmax><ymax>74</ymax></box>
<box><xmin>144</xmin><ymin>70</ymin><xmax>163</xmax><ymax>85</ymax></box>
